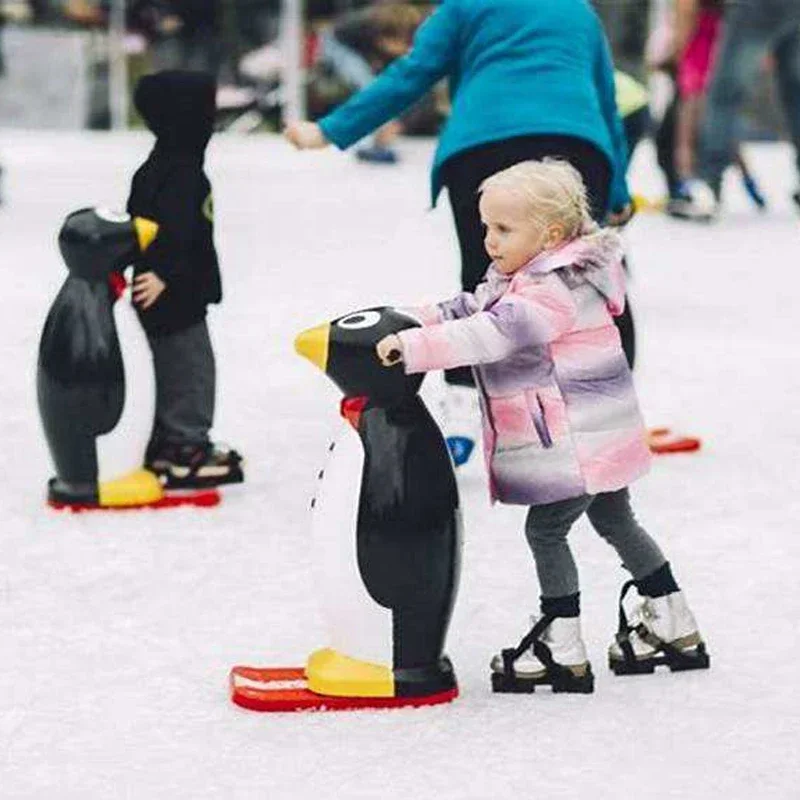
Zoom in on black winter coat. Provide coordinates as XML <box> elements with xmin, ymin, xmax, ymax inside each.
<box><xmin>127</xmin><ymin>70</ymin><xmax>221</xmax><ymax>336</ymax></box>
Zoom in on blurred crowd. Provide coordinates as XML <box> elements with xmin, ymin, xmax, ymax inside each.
<box><xmin>0</xmin><ymin>0</ymin><xmax>797</xmax><ymax>214</ymax></box>
<box><xmin>0</xmin><ymin>1</ymin><xmax>442</xmax><ymax>131</ymax></box>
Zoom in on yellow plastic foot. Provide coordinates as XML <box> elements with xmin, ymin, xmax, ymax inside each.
<box><xmin>305</xmin><ymin>648</ymin><xmax>395</xmax><ymax>698</ymax></box>
<box><xmin>98</xmin><ymin>468</ymin><xmax>164</xmax><ymax>507</ymax></box>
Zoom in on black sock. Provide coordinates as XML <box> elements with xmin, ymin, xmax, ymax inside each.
<box><xmin>636</xmin><ymin>562</ymin><xmax>680</xmax><ymax>598</ymax></box>
<box><xmin>540</xmin><ymin>592</ymin><xmax>580</xmax><ymax>618</ymax></box>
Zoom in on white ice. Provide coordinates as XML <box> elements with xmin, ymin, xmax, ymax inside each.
<box><xmin>0</xmin><ymin>131</ymin><xmax>798</xmax><ymax>799</ymax></box>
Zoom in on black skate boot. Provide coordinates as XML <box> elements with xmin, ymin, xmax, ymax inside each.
<box><xmin>490</xmin><ymin>614</ymin><xmax>594</xmax><ymax>694</ymax></box>
<box><xmin>609</xmin><ymin>580</ymin><xmax>710</xmax><ymax>675</ymax></box>
<box><xmin>146</xmin><ymin>441</ymin><xmax>244</xmax><ymax>489</ymax></box>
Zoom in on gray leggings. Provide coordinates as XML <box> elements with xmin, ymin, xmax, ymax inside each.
<box><xmin>147</xmin><ymin>320</ymin><xmax>216</xmax><ymax>446</ymax></box>
<box><xmin>525</xmin><ymin>488</ymin><xmax>666</xmax><ymax>599</ymax></box>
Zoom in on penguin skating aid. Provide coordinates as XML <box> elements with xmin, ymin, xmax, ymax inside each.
<box><xmin>646</xmin><ymin>427</ymin><xmax>702</xmax><ymax>455</ymax></box>
<box><xmin>230</xmin><ymin>308</ymin><xmax>461</xmax><ymax>712</ymax></box>
<box><xmin>38</xmin><ymin>208</ymin><xmax>221</xmax><ymax>511</ymax></box>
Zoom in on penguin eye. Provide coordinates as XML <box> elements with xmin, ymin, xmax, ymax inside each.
<box><xmin>95</xmin><ymin>208</ymin><xmax>131</xmax><ymax>224</ymax></box>
<box><xmin>337</xmin><ymin>311</ymin><xmax>381</xmax><ymax>330</ymax></box>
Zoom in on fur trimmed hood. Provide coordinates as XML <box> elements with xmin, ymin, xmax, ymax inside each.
<box><xmin>515</xmin><ymin>228</ymin><xmax>626</xmax><ymax>315</ymax></box>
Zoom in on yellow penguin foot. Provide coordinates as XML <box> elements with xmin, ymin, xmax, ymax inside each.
<box><xmin>47</xmin><ymin>470</ymin><xmax>220</xmax><ymax>511</ymax></box>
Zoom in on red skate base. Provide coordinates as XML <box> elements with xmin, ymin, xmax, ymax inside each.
<box><xmin>229</xmin><ymin>666</ymin><xmax>459</xmax><ymax>713</ymax></box>
<box><xmin>48</xmin><ymin>489</ymin><xmax>221</xmax><ymax>512</ymax></box>
<box><xmin>647</xmin><ymin>427</ymin><xmax>702</xmax><ymax>455</ymax></box>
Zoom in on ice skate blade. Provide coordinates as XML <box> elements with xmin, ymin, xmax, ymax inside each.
<box><xmin>491</xmin><ymin>666</ymin><xmax>594</xmax><ymax>694</ymax></box>
<box><xmin>609</xmin><ymin>642</ymin><xmax>710</xmax><ymax>676</ymax></box>
<box><xmin>230</xmin><ymin>666</ymin><xmax>458</xmax><ymax>712</ymax></box>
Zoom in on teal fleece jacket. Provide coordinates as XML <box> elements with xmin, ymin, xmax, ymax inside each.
<box><xmin>319</xmin><ymin>0</ymin><xmax>631</xmax><ymax>212</ymax></box>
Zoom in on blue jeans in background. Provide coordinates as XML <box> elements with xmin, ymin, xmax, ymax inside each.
<box><xmin>319</xmin><ymin>33</ymin><xmax>375</xmax><ymax>91</ymax></box>
<box><xmin>700</xmin><ymin>0</ymin><xmax>800</xmax><ymax>193</ymax></box>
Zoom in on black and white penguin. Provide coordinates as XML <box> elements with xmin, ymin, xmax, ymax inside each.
<box><xmin>293</xmin><ymin>307</ymin><xmax>462</xmax><ymax>701</ymax></box>
<box><xmin>37</xmin><ymin>207</ymin><xmax>163</xmax><ymax>509</ymax></box>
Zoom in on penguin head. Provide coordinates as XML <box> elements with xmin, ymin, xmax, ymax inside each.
<box><xmin>58</xmin><ymin>208</ymin><xmax>159</xmax><ymax>282</ymax></box>
<box><xmin>295</xmin><ymin>307</ymin><xmax>423</xmax><ymax>405</ymax></box>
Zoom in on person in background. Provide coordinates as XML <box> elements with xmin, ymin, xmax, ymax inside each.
<box><xmin>591</xmin><ymin>0</ymin><xmax>652</xmax><ymax>81</ymax></box>
<box><xmin>316</xmin><ymin>2</ymin><xmax>424</xmax><ymax>163</ymax></box>
<box><xmin>668</xmin><ymin>0</ymin><xmax>766</xmax><ymax>218</ymax></box>
<box><xmin>677</xmin><ymin>0</ymin><xmax>800</xmax><ymax>219</ymax></box>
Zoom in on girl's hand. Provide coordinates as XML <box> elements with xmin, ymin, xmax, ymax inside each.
<box><xmin>284</xmin><ymin>121</ymin><xmax>329</xmax><ymax>150</ymax></box>
<box><xmin>376</xmin><ymin>334</ymin><xmax>404</xmax><ymax>367</ymax></box>
<box><xmin>132</xmin><ymin>271</ymin><xmax>166</xmax><ymax>310</ymax></box>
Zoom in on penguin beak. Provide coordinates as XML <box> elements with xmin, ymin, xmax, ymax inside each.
<box><xmin>295</xmin><ymin>323</ymin><xmax>330</xmax><ymax>371</ymax></box>
<box><xmin>133</xmin><ymin>217</ymin><xmax>159</xmax><ymax>252</ymax></box>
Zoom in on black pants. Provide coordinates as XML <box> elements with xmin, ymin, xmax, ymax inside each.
<box><xmin>623</xmin><ymin>106</ymin><xmax>651</xmax><ymax>161</ymax></box>
<box><xmin>654</xmin><ymin>75</ymin><xmax>681</xmax><ymax>197</ymax></box>
<box><xmin>440</xmin><ymin>135</ymin><xmax>634</xmax><ymax>384</ymax></box>
<box><xmin>147</xmin><ymin>320</ymin><xmax>216</xmax><ymax>446</ymax></box>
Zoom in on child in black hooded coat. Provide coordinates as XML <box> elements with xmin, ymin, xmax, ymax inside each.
<box><xmin>127</xmin><ymin>70</ymin><xmax>243</xmax><ymax>488</ymax></box>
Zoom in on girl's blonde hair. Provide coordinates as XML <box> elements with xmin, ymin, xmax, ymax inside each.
<box><xmin>478</xmin><ymin>159</ymin><xmax>598</xmax><ymax>239</ymax></box>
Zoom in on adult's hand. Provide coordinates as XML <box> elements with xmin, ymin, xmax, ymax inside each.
<box><xmin>284</xmin><ymin>121</ymin><xmax>329</xmax><ymax>150</ymax></box>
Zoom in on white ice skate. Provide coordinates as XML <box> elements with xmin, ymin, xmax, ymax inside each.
<box><xmin>666</xmin><ymin>179</ymin><xmax>718</xmax><ymax>222</ymax></box>
<box><xmin>609</xmin><ymin>582</ymin><xmax>710</xmax><ymax>675</ymax></box>
<box><xmin>491</xmin><ymin>614</ymin><xmax>594</xmax><ymax>694</ymax></box>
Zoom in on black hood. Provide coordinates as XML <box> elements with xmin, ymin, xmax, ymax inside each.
<box><xmin>134</xmin><ymin>70</ymin><xmax>216</xmax><ymax>152</ymax></box>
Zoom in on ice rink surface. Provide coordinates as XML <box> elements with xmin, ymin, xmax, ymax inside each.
<box><xmin>0</xmin><ymin>131</ymin><xmax>798</xmax><ymax>799</ymax></box>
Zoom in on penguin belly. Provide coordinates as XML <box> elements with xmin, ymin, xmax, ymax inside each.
<box><xmin>310</xmin><ymin>418</ymin><xmax>393</xmax><ymax>669</ymax></box>
<box><xmin>94</xmin><ymin>285</ymin><xmax>161</xmax><ymax>506</ymax></box>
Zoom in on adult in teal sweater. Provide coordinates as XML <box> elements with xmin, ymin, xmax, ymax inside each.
<box><xmin>287</xmin><ymin>0</ymin><xmax>634</xmax><ymax>381</ymax></box>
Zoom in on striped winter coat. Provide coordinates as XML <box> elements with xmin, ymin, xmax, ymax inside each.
<box><xmin>397</xmin><ymin>229</ymin><xmax>651</xmax><ymax>506</ymax></box>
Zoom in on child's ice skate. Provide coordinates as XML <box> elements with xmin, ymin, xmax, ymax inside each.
<box><xmin>609</xmin><ymin>580</ymin><xmax>710</xmax><ymax>675</ymax></box>
<box><xmin>440</xmin><ymin>384</ymin><xmax>480</xmax><ymax>467</ymax></box>
<box><xmin>491</xmin><ymin>614</ymin><xmax>594</xmax><ymax>694</ymax></box>
<box><xmin>146</xmin><ymin>441</ymin><xmax>244</xmax><ymax>489</ymax></box>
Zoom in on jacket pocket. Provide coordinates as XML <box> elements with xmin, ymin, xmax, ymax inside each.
<box><xmin>530</xmin><ymin>392</ymin><xmax>553</xmax><ymax>449</ymax></box>
<box><xmin>490</xmin><ymin>393</ymin><xmax>543</xmax><ymax>453</ymax></box>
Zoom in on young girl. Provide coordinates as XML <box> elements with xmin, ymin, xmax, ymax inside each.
<box><xmin>376</xmin><ymin>160</ymin><xmax>709</xmax><ymax>692</ymax></box>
